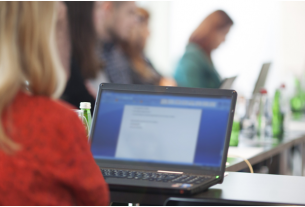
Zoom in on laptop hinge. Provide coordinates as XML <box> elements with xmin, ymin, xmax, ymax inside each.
<box><xmin>157</xmin><ymin>170</ymin><xmax>183</xmax><ymax>174</ymax></box>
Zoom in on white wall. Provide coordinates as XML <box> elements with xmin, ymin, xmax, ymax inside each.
<box><xmin>279</xmin><ymin>1</ymin><xmax>305</xmax><ymax>76</ymax></box>
<box><xmin>277</xmin><ymin>1</ymin><xmax>305</xmax><ymax>97</ymax></box>
<box><xmin>138</xmin><ymin>0</ymin><xmax>305</xmax><ymax>99</ymax></box>
<box><xmin>137</xmin><ymin>1</ymin><xmax>171</xmax><ymax>76</ymax></box>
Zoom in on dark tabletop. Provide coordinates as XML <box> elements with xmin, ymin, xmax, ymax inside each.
<box><xmin>110</xmin><ymin>172</ymin><xmax>305</xmax><ymax>205</ymax></box>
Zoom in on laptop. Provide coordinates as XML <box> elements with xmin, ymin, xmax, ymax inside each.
<box><xmin>219</xmin><ymin>76</ymin><xmax>237</xmax><ymax>89</ymax></box>
<box><xmin>90</xmin><ymin>83</ymin><xmax>237</xmax><ymax>195</ymax></box>
<box><xmin>246</xmin><ymin>62</ymin><xmax>271</xmax><ymax>117</ymax></box>
<box><xmin>252</xmin><ymin>63</ymin><xmax>271</xmax><ymax>95</ymax></box>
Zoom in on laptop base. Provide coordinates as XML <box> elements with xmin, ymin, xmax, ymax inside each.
<box><xmin>104</xmin><ymin>175</ymin><xmax>219</xmax><ymax>195</ymax></box>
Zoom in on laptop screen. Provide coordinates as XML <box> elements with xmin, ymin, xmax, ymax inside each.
<box><xmin>91</xmin><ymin>90</ymin><xmax>232</xmax><ymax>170</ymax></box>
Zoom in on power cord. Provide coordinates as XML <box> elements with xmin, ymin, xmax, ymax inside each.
<box><xmin>228</xmin><ymin>154</ymin><xmax>254</xmax><ymax>173</ymax></box>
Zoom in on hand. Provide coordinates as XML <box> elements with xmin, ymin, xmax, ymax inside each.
<box><xmin>159</xmin><ymin>78</ymin><xmax>177</xmax><ymax>87</ymax></box>
<box><xmin>85</xmin><ymin>81</ymin><xmax>97</xmax><ymax>99</ymax></box>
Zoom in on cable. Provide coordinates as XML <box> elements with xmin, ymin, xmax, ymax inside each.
<box><xmin>228</xmin><ymin>154</ymin><xmax>254</xmax><ymax>173</ymax></box>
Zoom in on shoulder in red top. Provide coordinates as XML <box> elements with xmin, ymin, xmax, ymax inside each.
<box><xmin>0</xmin><ymin>91</ymin><xmax>109</xmax><ymax>205</ymax></box>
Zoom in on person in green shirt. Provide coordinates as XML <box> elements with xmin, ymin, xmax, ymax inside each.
<box><xmin>174</xmin><ymin>10</ymin><xmax>233</xmax><ymax>88</ymax></box>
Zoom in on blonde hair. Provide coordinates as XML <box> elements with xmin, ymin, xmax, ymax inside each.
<box><xmin>0</xmin><ymin>2</ymin><xmax>66</xmax><ymax>153</ymax></box>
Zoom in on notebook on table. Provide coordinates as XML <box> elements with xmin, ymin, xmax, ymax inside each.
<box><xmin>90</xmin><ymin>83</ymin><xmax>237</xmax><ymax>195</ymax></box>
<box><xmin>219</xmin><ymin>76</ymin><xmax>237</xmax><ymax>89</ymax></box>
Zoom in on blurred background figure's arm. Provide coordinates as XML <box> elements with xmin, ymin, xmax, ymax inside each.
<box><xmin>159</xmin><ymin>77</ymin><xmax>177</xmax><ymax>86</ymax></box>
<box><xmin>85</xmin><ymin>80</ymin><xmax>98</xmax><ymax>99</ymax></box>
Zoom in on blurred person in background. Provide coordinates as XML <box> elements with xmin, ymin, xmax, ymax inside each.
<box><xmin>121</xmin><ymin>7</ymin><xmax>177</xmax><ymax>86</ymax></box>
<box><xmin>0</xmin><ymin>2</ymin><xmax>109</xmax><ymax>205</ymax></box>
<box><xmin>174</xmin><ymin>10</ymin><xmax>233</xmax><ymax>88</ymax></box>
<box><xmin>61</xmin><ymin>1</ymin><xmax>103</xmax><ymax>109</ymax></box>
<box><xmin>88</xmin><ymin>1</ymin><xmax>137</xmax><ymax>90</ymax></box>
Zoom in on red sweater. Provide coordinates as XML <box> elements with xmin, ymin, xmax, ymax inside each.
<box><xmin>0</xmin><ymin>92</ymin><xmax>109</xmax><ymax>205</ymax></box>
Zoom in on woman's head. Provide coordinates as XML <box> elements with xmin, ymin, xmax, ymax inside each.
<box><xmin>96</xmin><ymin>1</ymin><xmax>137</xmax><ymax>43</ymax></box>
<box><xmin>0</xmin><ymin>2</ymin><xmax>65</xmax><ymax>153</ymax></box>
<box><xmin>65</xmin><ymin>2</ymin><xmax>101</xmax><ymax>79</ymax></box>
<box><xmin>122</xmin><ymin>7</ymin><xmax>150</xmax><ymax>52</ymax></box>
<box><xmin>121</xmin><ymin>7</ymin><xmax>157</xmax><ymax>82</ymax></box>
<box><xmin>190</xmin><ymin>10</ymin><xmax>233</xmax><ymax>55</ymax></box>
<box><xmin>134</xmin><ymin>7</ymin><xmax>150</xmax><ymax>51</ymax></box>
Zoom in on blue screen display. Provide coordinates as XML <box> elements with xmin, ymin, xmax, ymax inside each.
<box><xmin>91</xmin><ymin>90</ymin><xmax>232</xmax><ymax>169</ymax></box>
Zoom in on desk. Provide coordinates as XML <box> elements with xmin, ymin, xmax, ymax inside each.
<box><xmin>110</xmin><ymin>172</ymin><xmax>305</xmax><ymax>205</ymax></box>
<box><xmin>226</xmin><ymin>131</ymin><xmax>305</xmax><ymax>173</ymax></box>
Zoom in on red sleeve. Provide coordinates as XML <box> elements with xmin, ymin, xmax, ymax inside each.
<box><xmin>49</xmin><ymin>109</ymin><xmax>109</xmax><ymax>205</ymax></box>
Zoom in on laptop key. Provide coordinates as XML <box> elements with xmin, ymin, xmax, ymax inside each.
<box><xmin>135</xmin><ymin>172</ymin><xmax>143</xmax><ymax>177</ymax></box>
<box><xmin>181</xmin><ymin>176</ymin><xmax>197</xmax><ymax>183</ymax></box>
<box><xmin>127</xmin><ymin>174</ymin><xmax>134</xmax><ymax>179</ymax></box>
<box><xmin>167</xmin><ymin>175</ymin><xmax>178</xmax><ymax>180</ymax></box>
<box><xmin>194</xmin><ymin>178</ymin><xmax>209</xmax><ymax>184</ymax></box>
<box><xmin>150</xmin><ymin>173</ymin><xmax>157</xmax><ymax>178</ymax></box>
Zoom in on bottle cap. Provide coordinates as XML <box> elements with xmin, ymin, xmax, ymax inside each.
<box><xmin>260</xmin><ymin>88</ymin><xmax>268</xmax><ymax>94</ymax></box>
<box><xmin>80</xmin><ymin>102</ymin><xmax>91</xmax><ymax>109</ymax></box>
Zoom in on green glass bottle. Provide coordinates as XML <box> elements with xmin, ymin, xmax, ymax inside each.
<box><xmin>257</xmin><ymin>89</ymin><xmax>268</xmax><ymax>138</ymax></box>
<box><xmin>80</xmin><ymin>102</ymin><xmax>92</xmax><ymax>136</ymax></box>
<box><xmin>272</xmin><ymin>87</ymin><xmax>284</xmax><ymax>137</ymax></box>
<box><xmin>301</xmin><ymin>75</ymin><xmax>305</xmax><ymax>104</ymax></box>
<box><xmin>230</xmin><ymin>115</ymin><xmax>240</xmax><ymax>146</ymax></box>
<box><xmin>290</xmin><ymin>78</ymin><xmax>304</xmax><ymax>113</ymax></box>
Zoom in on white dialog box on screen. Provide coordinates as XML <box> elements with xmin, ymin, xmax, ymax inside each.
<box><xmin>115</xmin><ymin>105</ymin><xmax>202</xmax><ymax>164</ymax></box>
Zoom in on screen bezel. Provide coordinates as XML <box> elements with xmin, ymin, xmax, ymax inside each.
<box><xmin>89</xmin><ymin>83</ymin><xmax>237</xmax><ymax>178</ymax></box>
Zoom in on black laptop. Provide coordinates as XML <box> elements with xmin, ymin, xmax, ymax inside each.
<box><xmin>90</xmin><ymin>83</ymin><xmax>237</xmax><ymax>195</ymax></box>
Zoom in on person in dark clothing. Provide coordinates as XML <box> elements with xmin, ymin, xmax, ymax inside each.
<box><xmin>88</xmin><ymin>1</ymin><xmax>138</xmax><ymax>87</ymax></box>
<box><xmin>120</xmin><ymin>7</ymin><xmax>176</xmax><ymax>86</ymax></box>
<box><xmin>61</xmin><ymin>58</ymin><xmax>96</xmax><ymax>110</ymax></box>
<box><xmin>90</xmin><ymin>4</ymin><xmax>175</xmax><ymax>87</ymax></box>
<box><xmin>100</xmin><ymin>42</ymin><xmax>132</xmax><ymax>84</ymax></box>
<box><xmin>61</xmin><ymin>2</ymin><xmax>103</xmax><ymax>110</ymax></box>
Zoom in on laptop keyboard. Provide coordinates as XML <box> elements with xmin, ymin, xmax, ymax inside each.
<box><xmin>101</xmin><ymin>169</ymin><xmax>212</xmax><ymax>184</ymax></box>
